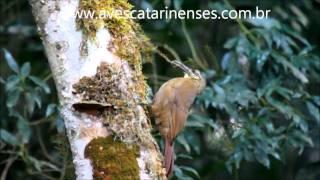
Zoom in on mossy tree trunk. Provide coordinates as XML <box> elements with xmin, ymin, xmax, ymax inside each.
<box><xmin>28</xmin><ymin>0</ymin><xmax>166</xmax><ymax>179</ymax></box>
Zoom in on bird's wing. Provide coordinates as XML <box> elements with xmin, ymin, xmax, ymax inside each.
<box><xmin>152</xmin><ymin>78</ymin><xmax>199</xmax><ymax>142</ymax></box>
<box><xmin>169</xmin><ymin>96</ymin><xmax>188</xmax><ymax>141</ymax></box>
<box><xmin>152</xmin><ymin>81</ymin><xmax>176</xmax><ymax>139</ymax></box>
<box><xmin>170</xmin><ymin>79</ymin><xmax>200</xmax><ymax>140</ymax></box>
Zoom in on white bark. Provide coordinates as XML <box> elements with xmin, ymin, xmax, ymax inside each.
<box><xmin>28</xmin><ymin>0</ymin><xmax>165</xmax><ymax>179</ymax></box>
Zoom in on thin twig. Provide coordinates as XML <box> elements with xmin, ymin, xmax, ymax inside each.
<box><xmin>181</xmin><ymin>20</ymin><xmax>207</xmax><ymax>70</ymax></box>
<box><xmin>145</xmin><ymin>74</ymin><xmax>171</xmax><ymax>81</ymax></box>
<box><xmin>151</xmin><ymin>55</ymin><xmax>159</xmax><ymax>90</ymax></box>
<box><xmin>30</xmin><ymin>118</ymin><xmax>51</xmax><ymax>126</ymax></box>
<box><xmin>161</xmin><ymin>44</ymin><xmax>182</xmax><ymax>61</ymax></box>
<box><xmin>59</xmin><ymin>152</ymin><xmax>68</xmax><ymax>180</ymax></box>
<box><xmin>223</xmin><ymin>0</ymin><xmax>259</xmax><ymax>45</ymax></box>
<box><xmin>28</xmin><ymin>171</ymin><xmax>56</xmax><ymax>180</ymax></box>
<box><xmin>0</xmin><ymin>150</ymin><xmax>17</xmax><ymax>155</ymax></box>
<box><xmin>0</xmin><ymin>156</ymin><xmax>17</xmax><ymax>180</ymax></box>
<box><xmin>36</xmin><ymin>127</ymin><xmax>56</xmax><ymax>163</ymax></box>
<box><xmin>43</xmin><ymin>73</ymin><xmax>53</xmax><ymax>82</ymax></box>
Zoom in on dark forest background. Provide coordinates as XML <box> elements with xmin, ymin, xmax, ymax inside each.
<box><xmin>0</xmin><ymin>0</ymin><xmax>320</xmax><ymax>180</ymax></box>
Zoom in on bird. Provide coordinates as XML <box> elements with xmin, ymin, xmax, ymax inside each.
<box><xmin>151</xmin><ymin>70</ymin><xmax>206</xmax><ymax>177</ymax></box>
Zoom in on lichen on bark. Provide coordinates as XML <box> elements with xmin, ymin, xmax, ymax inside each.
<box><xmin>76</xmin><ymin>0</ymin><xmax>154</xmax><ymax>102</ymax></box>
<box><xmin>72</xmin><ymin>0</ymin><xmax>165</xmax><ymax>179</ymax></box>
<box><xmin>72</xmin><ymin>62</ymin><xmax>151</xmax><ymax>143</ymax></box>
<box><xmin>85</xmin><ymin>137</ymin><xmax>140</xmax><ymax>180</ymax></box>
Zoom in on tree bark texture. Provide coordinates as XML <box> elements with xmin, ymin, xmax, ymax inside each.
<box><xmin>28</xmin><ymin>0</ymin><xmax>166</xmax><ymax>179</ymax></box>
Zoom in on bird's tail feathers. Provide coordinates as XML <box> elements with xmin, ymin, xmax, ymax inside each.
<box><xmin>164</xmin><ymin>140</ymin><xmax>174</xmax><ymax>177</ymax></box>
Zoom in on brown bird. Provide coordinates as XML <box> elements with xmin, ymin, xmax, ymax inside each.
<box><xmin>152</xmin><ymin>70</ymin><xmax>206</xmax><ymax>177</ymax></box>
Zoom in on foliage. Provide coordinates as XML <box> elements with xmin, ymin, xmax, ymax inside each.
<box><xmin>140</xmin><ymin>0</ymin><xmax>320</xmax><ymax>179</ymax></box>
<box><xmin>0</xmin><ymin>49</ymin><xmax>74</xmax><ymax>180</ymax></box>
<box><xmin>191</xmin><ymin>2</ymin><xmax>320</xmax><ymax>173</ymax></box>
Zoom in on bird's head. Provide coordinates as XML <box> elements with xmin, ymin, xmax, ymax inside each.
<box><xmin>170</xmin><ymin>60</ymin><xmax>206</xmax><ymax>93</ymax></box>
<box><xmin>192</xmin><ymin>69</ymin><xmax>206</xmax><ymax>93</ymax></box>
<box><xmin>183</xmin><ymin>69</ymin><xmax>206</xmax><ymax>93</ymax></box>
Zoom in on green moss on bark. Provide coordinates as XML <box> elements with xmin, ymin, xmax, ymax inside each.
<box><xmin>85</xmin><ymin>137</ymin><xmax>140</xmax><ymax>180</ymax></box>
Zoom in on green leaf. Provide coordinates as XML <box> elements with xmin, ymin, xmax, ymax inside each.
<box><xmin>251</xmin><ymin>125</ymin><xmax>263</xmax><ymax>139</ymax></box>
<box><xmin>276</xmin><ymin>87</ymin><xmax>293</xmax><ymax>100</ymax></box>
<box><xmin>256</xmin><ymin>51</ymin><xmax>270</xmax><ymax>72</ymax></box>
<box><xmin>186</xmin><ymin>120</ymin><xmax>205</xmax><ymax>128</ymax></box>
<box><xmin>213</xmin><ymin>84</ymin><xmax>225</xmax><ymax>96</ymax></box>
<box><xmin>25</xmin><ymin>92</ymin><xmax>35</xmax><ymax>115</ymax></box>
<box><xmin>247</xmin><ymin>18</ymin><xmax>281</xmax><ymax>29</ymax></box>
<box><xmin>221</xmin><ymin>52</ymin><xmax>233</xmax><ymax>71</ymax></box>
<box><xmin>234</xmin><ymin>90</ymin><xmax>257</xmax><ymax>107</ymax></box>
<box><xmin>28</xmin><ymin>76</ymin><xmax>50</xmax><ymax>94</ymax></box>
<box><xmin>174</xmin><ymin>166</ymin><xmax>183</xmax><ymax>178</ymax></box>
<box><xmin>173</xmin><ymin>0</ymin><xmax>183</xmax><ymax>10</ymax></box>
<box><xmin>270</xmin><ymin>151</ymin><xmax>281</xmax><ymax>160</ymax></box>
<box><xmin>283</xmin><ymin>28</ymin><xmax>311</xmax><ymax>47</ymax></box>
<box><xmin>3</xmin><ymin>48</ymin><xmax>19</xmax><ymax>73</ymax></box>
<box><xmin>274</xmin><ymin>126</ymin><xmax>286</xmax><ymax>134</ymax></box>
<box><xmin>272</xmin><ymin>53</ymin><xmax>308</xmax><ymax>83</ymax></box>
<box><xmin>232</xmin><ymin>129</ymin><xmax>245</xmax><ymax>139</ymax></box>
<box><xmin>0</xmin><ymin>76</ymin><xmax>5</xmax><ymax>84</ymax></box>
<box><xmin>225</xmin><ymin>159</ymin><xmax>233</xmax><ymax>173</ymax></box>
<box><xmin>28</xmin><ymin>91</ymin><xmax>42</xmax><ymax>109</ymax></box>
<box><xmin>187</xmin><ymin>114</ymin><xmax>210</xmax><ymax>128</ymax></box>
<box><xmin>233</xmin><ymin>152</ymin><xmax>243</xmax><ymax>169</ymax></box>
<box><xmin>5</xmin><ymin>75</ymin><xmax>20</xmax><ymax>91</ymax></box>
<box><xmin>20</xmin><ymin>62</ymin><xmax>31</xmax><ymax>78</ymax></box>
<box><xmin>176</xmin><ymin>154</ymin><xmax>193</xmax><ymax>160</ymax></box>
<box><xmin>46</xmin><ymin>104</ymin><xmax>56</xmax><ymax>117</ymax></box>
<box><xmin>293</xmin><ymin>130</ymin><xmax>314</xmax><ymax>147</ymax></box>
<box><xmin>265</xmin><ymin>122</ymin><xmax>274</xmax><ymax>133</ymax></box>
<box><xmin>293</xmin><ymin>116</ymin><xmax>308</xmax><ymax>133</ymax></box>
<box><xmin>254</xmin><ymin>149</ymin><xmax>270</xmax><ymax>168</ymax></box>
<box><xmin>55</xmin><ymin>118</ymin><xmax>65</xmax><ymax>133</ymax></box>
<box><xmin>6</xmin><ymin>89</ymin><xmax>20</xmax><ymax>108</ymax></box>
<box><xmin>176</xmin><ymin>134</ymin><xmax>191</xmax><ymax>153</ymax></box>
<box><xmin>306</xmin><ymin>102</ymin><xmax>320</xmax><ymax>124</ymax></box>
<box><xmin>28</xmin><ymin>156</ymin><xmax>42</xmax><ymax>172</ymax></box>
<box><xmin>0</xmin><ymin>129</ymin><xmax>19</xmax><ymax>146</ymax></box>
<box><xmin>180</xmin><ymin>166</ymin><xmax>200</xmax><ymax>179</ymax></box>
<box><xmin>224</xmin><ymin>37</ymin><xmax>239</xmax><ymax>49</ymax></box>
<box><xmin>312</xmin><ymin>96</ymin><xmax>320</xmax><ymax>106</ymax></box>
<box><xmin>243</xmin><ymin>149</ymin><xmax>254</xmax><ymax>161</ymax></box>
<box><xmin>209</xmin><ymin>2</ymin><xmax>231</xmax><ymax>13</ymax></box>
<box><xmin>17</xmin><ymin>117</ymin><xmax>31</xmax><ymax>143</ymax></box>
<box><xmin>173</xmin><ymin>166</ymin><xmax>193</xmax><ymax>180</ymax></box>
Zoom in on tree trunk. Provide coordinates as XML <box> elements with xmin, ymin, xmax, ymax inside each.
<box><xmin>28</xmin><ymin>0</ymin><xmax>166</xmax><ymax>179</ymax></box>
